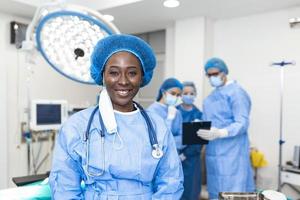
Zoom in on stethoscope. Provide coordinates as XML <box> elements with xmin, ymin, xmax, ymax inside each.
<box><xmin>83</xmin><ymin>102</ymin><xmax>163</xmax><ymax>177</ymax></box>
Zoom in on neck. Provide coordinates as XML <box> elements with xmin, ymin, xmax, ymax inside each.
<box><xmin>222</xmin><ymin>75</ymin><xmax>228</xmax><ymax>86</ymax></box>
<box><xmin>113</xmin><ymin>102</ymin><xmax>134</xmax><ymax>112</ymax></box>
<box><xmin>182</xmin><ymin>104</ymin><xmax>193</xmax><ymax>110</ymax></box>
<box><xmin>159</xmin><ymin>98</ymin><xmax>166</xmax><ymax>105</ymax></box>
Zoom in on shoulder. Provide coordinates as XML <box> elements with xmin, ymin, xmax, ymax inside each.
<box><xmin>145</xmin><ymin>110</ymin><xmax>169</xmax><ymax>139</ymax></box>
<box><xmin>147</xmin><ymin>102</ymin><xmax>163</xmax><ymax>111</ymax></box>
<box><xmin>59</xmin><ymin>107</ymin><xmax>96</xmax><ymax>145</ymax></box>
<box><xmin>227</xmin><ymin>82</ymin><xmax>250</xmax><ymax>100</ymax></box>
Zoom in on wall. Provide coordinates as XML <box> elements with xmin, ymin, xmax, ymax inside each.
<box><xmin>0</xmin><ymin>12</ymin><xmax>99</xmax><ymax>188</ymax></box>
<box><xmin>135</xmin><ymin>30</ymin><xmax>166</xmax><ymax>107</ymax></box>
<box><xmin>166</xmin><ymin>17</ymin><xmax>207</xmax><ymax>107</ymax></box>
<box><xmin>0</xmin><ymin>13</ymin><xmax>8</xmax><ymax>189</ymax></box>
<box><xmin>212</xmin><ymin>7</ymin><xmax>300</xmax><ymax>198</ymax></box>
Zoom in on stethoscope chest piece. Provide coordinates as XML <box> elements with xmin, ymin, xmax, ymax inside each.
<box><xmin>152</xmin><ymin>145</ymin><xmax>163</xmax><ymax>159</ymax></box>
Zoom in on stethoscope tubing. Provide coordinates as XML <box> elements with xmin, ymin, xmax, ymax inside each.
<box><xmin>84</xmin><ymin>103</ymin><xmax>162</xmax><ymax>177</ymax></box>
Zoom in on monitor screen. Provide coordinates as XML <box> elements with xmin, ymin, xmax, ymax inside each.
<box><xmin>30</xmin><ymin>100</ymin><xmax>68</xmax><ymax>131</ymax></box>
<box><xmin>36</xmin><ymin>104</ymin><xmax>61</xmax><ymax>125</ymax></box>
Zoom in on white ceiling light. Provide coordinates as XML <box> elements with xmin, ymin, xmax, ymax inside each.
<box><xmin>103</xmin><ymin>14</ymin><xmax>115</xmax><ymax>22</ymax></box>
<box><xmin>163</xmin><ymin>0</ymin><xmax>180</xmax><ymax>8</ymax></box>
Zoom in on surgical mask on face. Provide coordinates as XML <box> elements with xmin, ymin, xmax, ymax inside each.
<box><xmin>165</xmin><ymin>93</ymin><xmax>178</xmax><ymax>106</ymax></box>
<box><xmin>209</xmin><ymin>75</ymin><xmax>224</xmax><ymax>87</ymax></box>
<box><xmin>182</xmin><ymin>95</ymin><xmax>195</xmax><ymax>105</ymax></box>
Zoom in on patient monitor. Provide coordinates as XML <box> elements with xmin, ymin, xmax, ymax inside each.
<box><xmin>30</xmin><ymin>100</ymin><xmax>68</xmax><ymax>131</ymax></box>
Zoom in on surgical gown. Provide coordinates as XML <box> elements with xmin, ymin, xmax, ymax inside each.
<box><xmin>147</xmin><ymin>102</ymin><xmax>183</xmax><ymax>150</ymax></box>
<box><xmin>49</xmin><ymin>107</ymin><xmax>184</xmax><ymax>199</ymax></box>
<box><xmin>202</xmin><ymin>81</ymin><xmax>255</xmax><ymax>199</ymax></box>
<box><xmin>177</xmin><ymin>105</ymin><xmax>203</xmax><ymax>200</ymax></box>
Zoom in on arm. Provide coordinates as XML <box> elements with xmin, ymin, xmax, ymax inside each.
<box><xmin>152</xmin><ymin>130</ymin><xmax>184</xmax><ymax>200</ymax></box>
<box><xmin>172</xmin><ymin>111</ymin><xmax>185</xmax><ymax>150</ymax></box>
<box><xmin>49</xmin><ymin>126</ymin><xmax>84</xmax><ymax>199</ymax></box>
<box><xmin>224</xmin><ymin>89</ymin><xmax>251</xmax><ymax>137</ymax></box>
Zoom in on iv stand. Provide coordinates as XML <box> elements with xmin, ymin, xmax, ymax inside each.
<box><xmin>271</xmin><ymin>61</ymin><xmax>294</xmax><ymax>191</ymax></box>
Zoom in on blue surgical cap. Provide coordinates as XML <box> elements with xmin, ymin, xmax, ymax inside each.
<box><xmin>182</xmin><ymin>81</ymin><xmax>197</xmax><ymax>94</ymax></box>
<box><xmin>90</xmin><ymin>34</ymin><xmax>156</xmax><ymax>87</ymax></box>
<box><xmin>204</xmin><ymin>57</ymin><xmax>228</xmax><ymax>75</ymax></box>
<box><xmin>156</xmin><ymin>78</ymin><xmax>183</xmax><ymax>101</ymax></box>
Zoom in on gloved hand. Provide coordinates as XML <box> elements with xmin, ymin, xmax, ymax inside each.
<box><xmin>167</xmin><ymin>106</ymin><xmax>177</xmax><ymax>120</ymax></box>
<box><xmin>197</xmin><ymin>127</ymin><xmax>228</xmax><ymax>141</ymax></box>
<box><xmin>179</xmin><ymin>153</ymin><xmax>186</xmax><ymax>161</ymax></box>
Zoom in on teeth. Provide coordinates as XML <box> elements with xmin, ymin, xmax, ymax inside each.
<box><xmin>116</xmin><ymin>90</ymin><xmax>130</xmax><ymax>96</ymax></box>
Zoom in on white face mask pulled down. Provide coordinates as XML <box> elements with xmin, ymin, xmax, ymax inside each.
<box><xmin>98</xmin><ymin>87</ymin><xmax>123</xmax><ymax>149</ymax></box>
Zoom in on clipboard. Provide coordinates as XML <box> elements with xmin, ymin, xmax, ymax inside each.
<box><xmin>182</xmin><ymin>121</ymin><xmax>211</xmax><ymax>145</ymax></box>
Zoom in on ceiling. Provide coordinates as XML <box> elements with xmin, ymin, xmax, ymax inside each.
<box><xmin>1</xmin><ymin>0</ymin><xmax>300</xmax><ymax>34</ymax></box>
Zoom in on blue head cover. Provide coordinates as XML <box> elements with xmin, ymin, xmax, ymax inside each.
<box><xmin>182</xmin><ymin>81</ymin><xmax>197</xmax><ymax>94</ymax></box>
<box><xmin>90</xmin><ymin>34</ymin><xmax>156</xmax><ymax>87</ymax></box>
<box><xmin>156</xmin><ymin>78</ymin><xmax>183</xmax><ymax>101</ymax></box>
<box><xmin>204</xmin><ymin>57</ymin><xmax>228</xmax><ymax>75</ymax></box>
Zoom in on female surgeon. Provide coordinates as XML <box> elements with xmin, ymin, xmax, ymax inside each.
<box><xmin>49</xmin><ymin>34</ymin><xmax>184</xmax><ymax>199</ymax></box>
<box><xmin>176</xmin><ymin>81</ymin><xmax>203</xmax><ymax>200</ymax></box>
<box><xmin>197</xmin><ymin>57</ymin><xmax>254</xmax><ymax>199</ymax></box>
<box><xmin>147</xmin><ymin>78</ymin><xmax>184</xmax><ymax>151</ymax></box>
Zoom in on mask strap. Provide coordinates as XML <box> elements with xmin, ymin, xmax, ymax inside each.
<box><xmin>112</xmin><ymin>131</ymin><xmax>124</xmax><ymax>150</ymax></box>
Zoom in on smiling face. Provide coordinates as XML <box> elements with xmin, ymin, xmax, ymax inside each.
<box><xmin>103</xmin><ymin>51</ymin><xmax>143</xmax><ymax>112</ymax></box>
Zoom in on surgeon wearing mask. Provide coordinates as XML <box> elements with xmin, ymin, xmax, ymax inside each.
<box><xmin>148</xmin><ymin>78</ymin><xmax>184</xmax><ymax>151</ymax></box>
<box><xmin>49</xmin><ymin>34</ymin><xmax>183</xmax><ymax>199</ymax></box>
<box><xmin>177</xmin><ymin>81</ymin><xmax>203</xmax><ymax>200</ymax></box>
<box><xmin>197</xmin><ymin>57</ymin><xmax>254</xmax><ymax>199</ymax></box>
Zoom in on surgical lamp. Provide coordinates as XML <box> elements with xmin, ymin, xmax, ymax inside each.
<box><xmin>22</xmin><ymin>3</ymin><xmax>120</xmax><ymax>84</ymax></box>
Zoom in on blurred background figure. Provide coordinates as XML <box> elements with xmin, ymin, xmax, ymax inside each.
<box><xmin>197</xmin><ymin>57</ymin><xmax>255</xmax><ymax>200</ymax></box>
<box><xmin>177</xmin><ymin>81</ymin><xmax>203</xmax><ymax>200</ymax></box>
<box><xmin>148</xmin><ymin>77</ymin><xmax>184</xmax><ymax>151</ymax></box>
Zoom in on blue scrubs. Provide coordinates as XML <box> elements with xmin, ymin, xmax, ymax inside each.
<box><xmin>49</xmin><ymin>107</ymin><xmax>184</xmax><ymax>199</ymax></box>
<box><xmin>177</xmin><ymin>105</ymin><xmax>203</xmax><ymax>200</ymax></box>
<box><xmin>202</xmin><ymin>81</ymin><xmax>255</xmax><ymax>199</ymax></box>
<box><xmin>147</xmin><ymin>102</ymin><xmax>183</xmax><ymax>150</ymax></box>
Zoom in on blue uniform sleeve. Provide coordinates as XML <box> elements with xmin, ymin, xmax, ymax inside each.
<box><xmin>171</xmin><ymin>111</ymin><xmax>185</xmax><ymax>150</ymax></box>
<box><xmin>152</xmin><ymin>130</ymin><xmax>184</xmax><ymax>199</ymax></box>
<box><xmin>224</xmin><ymin>89</ymin><xmax>251</xmax><ymax>137</ymax></box>
<box><xmin>49</xmin><ymin>126</ymin><xmax>84</xmax><ymax>199</ymax></box>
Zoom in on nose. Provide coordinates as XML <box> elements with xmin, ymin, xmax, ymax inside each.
<box><xmin>118</xmin><ymin>72</ymin><xmax>129</xmax><ymax>85</ymax></box>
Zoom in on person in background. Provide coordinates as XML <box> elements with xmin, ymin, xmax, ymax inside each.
<box><xmin>197</xmin><ymin>57</ymin><xmax>254</xmax><ymax>200</ymax></box>
<box><xmin>147</xmin><ymin>78</ymin><xmax>184</xmax><ymax>151</ymax></box>
<box><xmin>177</xmin><ymin>81</ymin><xmax>203</xmax><ymax>200</ymax></box>
<box><xmin>49</xmin><ymin>34</ymin><xmax>184</xmax><ymax>199</ymax></box>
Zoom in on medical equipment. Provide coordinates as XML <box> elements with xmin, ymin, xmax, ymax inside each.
<box><xmin>30</xmin><ymin>99</ymin><xmax>68</xmax><ymax>131</ymax></box>
<box><xmin>84</xmin><ymin>102</ymin><xmax>163</xmax><ymax>177</ymax></box>
<box><xmin>219</xmin><ymin>191</ymin><xmax>287</xmax><ymax>200</ymax></box>
<box><xmin>293</xmin><ymin>146</ymin><xmax>300</xmax><ymax>168</ymax></box>
<box><xmin>22</xmin><ymin>2</ymin><xmax>120</xmax><ymax>84</ymax></box>
<box><xmin>271</xmin><ymin>61</ymin><xmax>295</xmax><ymax>190</ymax></box>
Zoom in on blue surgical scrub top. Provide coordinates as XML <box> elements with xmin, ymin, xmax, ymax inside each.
<box><xmin>147</xmin><ymin>102</ymin><xmax>184</xmax><ymax>150</ymax></box>
<box><xmin>177</xmin><ymin>104</ymin><xmax>203</xmax><ymax>200</ymax></box>
<box><xmin>49</xmin><ymin>106</ymin><xmax>184</xmax><ymax>199</ymax></box>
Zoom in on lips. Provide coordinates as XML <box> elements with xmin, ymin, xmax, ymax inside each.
<box><xmin>114</xmin><ymin>89</ymin><xmax>132</xmax><ymax>97</ymax></box>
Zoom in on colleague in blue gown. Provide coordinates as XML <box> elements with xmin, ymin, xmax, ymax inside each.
<box><xmin>177</xmin><ymin>81</ymin><xmax>203</xmax><ymax>200</ymax></box>
<box><xmin>147</xmin><ymin>78</ymin><xmax>184</xmax><ymax>151</ymax></box>
<box><xmin>49</xmin><ymin>34</ymin><xmax>184</xmax><ymax>199</ymax></box>
<box><xmin>197</xmin><ymin>58</ymin><xmax>255</xmax><ymax>200</ymax></box>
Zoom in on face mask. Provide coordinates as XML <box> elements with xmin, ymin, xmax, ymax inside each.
<box><xmin>165</xmin><ymin>93</ymin><xmax>178</xmax><ymax>106</ymax></box>
<box><xmin>182</xmin><ymin>95</ymin><xmax>195</xmax><ymax>105</ymax></box>
<box><xmin>209</xmin><ymin>75</ymin><xmax>224</xmax><ymax>87</ymax></box>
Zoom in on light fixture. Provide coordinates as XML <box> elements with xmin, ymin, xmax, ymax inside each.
<box><xmin>103</xmin><ymin>14</ymin><xmax>114</xmax><ymax>22</ymax></box>
<box><xmin>163</xmin><ymin>0</ymin><xmax>180</xmax><ymax>8</ymax></box>
<box><xmin>289</xmin><ymin>17</ymin><xmax>300</xmax><ymax>28</ymax></box>
<box><xmin>23</xmin><ymin>3</ymin><xmax>120</xmax><ymax>84</ymax></box>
